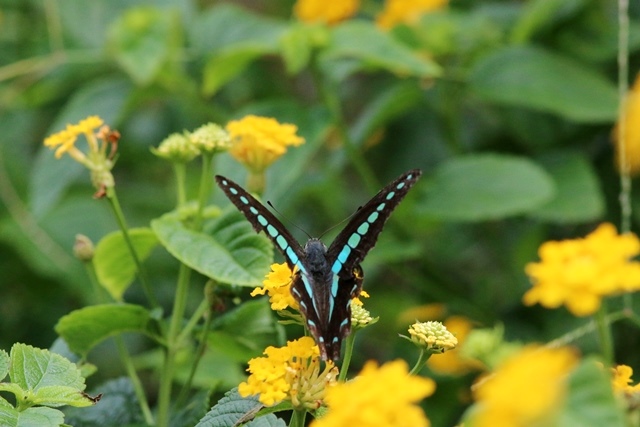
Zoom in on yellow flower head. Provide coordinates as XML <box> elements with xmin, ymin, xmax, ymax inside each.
<box><xmin>376</xmin><ymin>0</ymin><xmax>448</xmax><ymax>30</ymax></box>
<box><xmin>152</xmin><ymin>132</ymin><xmax>200</xmax><ymax>163</ymax></box>
<box><xmin>238</xmin><ymin>337</ymin><xmax>338</xmax><ymax>408</ymax></box>
<box><xmin>251</xmin><ymin>263</ymin><xmax>299</xmax><ymax>311</ymax></box>
<box><xmin>612</xmin><ymin>364</ymin><xmax>640</xmax><ymax>395</ymax></box>
<box><xmin>293</xmin><ymin>0</ymin><xmax>360</xmax><ymax>25</ymax></box>
<box><xmin>226</xmin><ymin>115</ymin><xmax>304</xmax><ymax>174</ymax></box>
<box><xmin>311</xmin><ymin>359</ymin><xmax>435</xmax><ymax>427</ymax></box>
<box><xmin>472</xmin><ymin>346</ymin><xmax>578</xmax><ymax>427</ymax></box>
<box><xmin>350</xmin><ymin>298</ymin><xmax>374</xmax><ymax>329</ymax></box>
<box><xmin>189</xmin><ymin>122</ymin><xmax>232</xmax><ymax>154</ymax></box>
<box><xmin>43</xmin><ymin>116</ymin><xmax>118</xmax><ymax>194</ymax></box>
<box><xmin>408</xmin><ymin>321</ymin><xmax>457</xmax><ymax>354</ymax></box>
<box><xmin>523</xmin><ymin>223</ymin><xmax>640</xmax><ymax>316</ymax></box>
<box><xmin>614</xmin><ymin>73</ymin><xmax>640</xmax><ymax>176</ymax></box>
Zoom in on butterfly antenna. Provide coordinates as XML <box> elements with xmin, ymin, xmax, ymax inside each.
<box><xmin>266</xmin><ymin>201</ymin><xmax>312</xmax><ymax>239</ymax></box>
<box><xmin>317</xmin><ymin>206</ymin><xmax>362</xmax><ymax>240</ymax></box>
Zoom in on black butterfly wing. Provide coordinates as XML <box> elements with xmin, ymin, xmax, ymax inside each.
<box><xmin>215</xmin><ymin>175</ymin><xmax>305</xmax><ymax>271</ymax></box>
<box><xmin>326</xmin><ymin>169</ymin><xmax>422</xmax><ymax>274</ymax></box>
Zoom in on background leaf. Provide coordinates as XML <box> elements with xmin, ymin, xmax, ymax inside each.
<box><xmin>419</xmin><ymin>154</ymin><xmax>556</xmax><ymax>221</ymax></box>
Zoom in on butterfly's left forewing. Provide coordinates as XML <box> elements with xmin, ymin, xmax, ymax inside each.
<box><xmin>215</xmin><ymin>175</ymin><xmax>305</xmax><ymax>271</ymax></box>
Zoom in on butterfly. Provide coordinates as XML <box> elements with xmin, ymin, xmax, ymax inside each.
<box><xmin>215</xmin><ymin>169</ymin><xmax>422</xmax><ymax>360</ymax></box>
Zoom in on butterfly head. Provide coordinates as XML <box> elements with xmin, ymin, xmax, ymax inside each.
<box><xmin>303</xmin><ymin>238</ymin><xmax>328</xmax><ymax>273</ymax></box>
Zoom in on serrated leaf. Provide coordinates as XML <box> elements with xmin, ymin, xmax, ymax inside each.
<box><xmin>559</xmin><ymin>360</ymin><xmax>625</xmax><ymax>426</ymax></box>
<box><xmin>0</xmin><ymin>406</ymin><xmax>65</xmax><ymax>427</ymax></box>
<box><xmin>321</xmin><ymin>21</ymin><xmax>441</xmax><ymax>79</ymax></box>
<box><xmin>10</xmin><ymin>344</ymin><xmax>85</xmax><ymax>392</ymax></box>
<box><xmin>93</xmin><ymin>228</ymin><xmax>158</xmax><ymax>301</ymax></box>
<box><xmin>195</xmin><ymin>388</ymin><xmax>262</xmax><ymax>427</ymax></box>
<box><xmin>32</xmin><ymin>386</ymin><xmax>94</xmax><ymax>408</ymax></box>
<box><xmin>530</xmin><ymin>151</ymin><xmax>604</xmax><ymax>223</ymax></box>
<box><xmin>55</xmin><ymin>304</ymin><xmax>154</xmax><ymax>356</ymax></box>
<box><xmin>0</xmin><ymin>349</ymin><xmax>9</xmax><ymax>381</ymax></box>
<box><xmin>245</xmin><ymin>414</ymin><xmax>286</xmax><ymax>427</ymax></box>
<box><xmin>470</xmin><ymin>46</ymin><xmax>618</xmax><ymax>122</ymax></box>
<box><xmin>420</xmin><ymin>154</ymin><xmax>555</xmax><ymax>221</ymax></box>
<box><xmin>151</xmin><ymin>210</ymin><xmax>273</xmax><ymax>287</ymax></box>
<box><xmin>108</xmin><ymin>7</ymin><xmax>182</xmax><ymax>85</ymax></box>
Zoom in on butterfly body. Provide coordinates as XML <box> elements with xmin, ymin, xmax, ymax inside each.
<box><xmin>215</xmin><ymin>170</ymin><xmax>422</xmax><ymax>360</ymax></box>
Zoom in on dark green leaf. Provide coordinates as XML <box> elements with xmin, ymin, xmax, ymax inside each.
<box><xmin>420</xmin><ymin>154</ymin><xmax>555</xmax><ymax>221</ymax></box>
<box><xmin>151</xmin><ymin>210</ymin><xmax>273</xmax><ymax>287</ymax></box>
<box><xmin>245</xmin><ymin>414</ymin><xmax>287</xmax><ymax>427</ymax></box>
<box><xmin>510</xmin><ymin>0</ymin><xmax>587</xmax><ymax>43</ymax></box>
<box><xmin>321</xmin><ymin>21</ymin><xmax>441</xmax><ymax>79</ymax></box>
<box><xmin>108</xmin><ymin>7</ymin><xmax>182</xmax><ymax>85</ymax></box>
<box><xmin>530</xmin><ymin>151</ymin><xmax>604</xmax><ymax>223</ymax></box>
<box><xmin>203</xmin><ymin>47</ymin><xmax>272</xmax><ymax>97</ymax></box>
<box><xmin>55</xmin><ymin>304</ymin><xmax>154</xmax><ymax>356</ymax></box>
<box><xmin>94</xmin><ymin>228</ymin><xmax>159</xmax><ymax>301</ymax></box>
<box><xmin>470</xmin><ymin>46</ymin><xmax>618</xmax><ymax>122</ymax></box>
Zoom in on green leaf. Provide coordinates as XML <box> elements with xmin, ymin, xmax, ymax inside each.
<box><xmin>192</xmin><ymin>4</ymin><xmax>286</xmax><ymax>95</ymax></box>
<box><xmin>55</xmin><ymin>304</ymin><xmax>154</xmax><ymax>356</ymax></box>
<box><xmin>0</xmin><ymin>406</ymin><xmax>65</xmax><ymax>427</ymax></box>
<box><xmin>510</xmin><ymin>0</ymin><xmax>587</xmax><ymax>43</ymax></box>
<box><xmin>8</xmin><ymin>344</ymin><xmax>93</xmax><ymax>409</ymax></box>
<box><xmin>420</xmin><ymin>154</ymin><xmax>555</xmax><ymax>221</ymax></box>
<box><xmin>321</xmin><ymin>21</ymin><xmax>441</xmax><ymax>79</ymax></box>
<box><xmin>559</xmin><ymin>359</ymin><xmax>626</xmax><ymax>426</ymax></box>
<box><xmin>151</xmin><ymin>210</ymin><xmax>273</xmax><ymax>287</ymax></box>
<box><xmin>0</xmin><ymin>349</ymin><xmax>9</xmax><ymax>381</ymax></box>
<box><xmin>245</xmin><ymin>414</ymin><xmax>287</xmax><ymax>427</ymax></box>
<box><xmin>29</xmin><ymin>78</ymin><xmax>131</xmax><ymax>217</ymax></box>
<box><xmin>63</xmin><ymin>378</ymin><xmax>145</xmax><ymax>427</ymax></box>
<box><xmin>202</xmin><ymin>47</ymin><xmax>272</xmax><ymax>97</ymax></box>
<box><xmin>530</xmin><ymin>151</ymin><xmax>604</xmax><ymax>223</ymax></box>
<box><xmin>195</xmin><ymin>388</ymin><xmax>262</xmax><ymax>427</ymax></box>
<box><xmin>107</xmin><ymin>7</ymin><xmax>182</xmax><ymax>85</ymax></box>
<box><xmin>470</xmin><ymin>46</ymin><xmax>618</xmax><ymax>122</ymax></box>
<box><xmin>93</xmin><ymin>228</ymin><xmax>158</xmax><ymax>301</ymax></box>
<box><xmin>210</xmin><ymin>299</ymin><xmax>281</xmax><ymax>360</ymax></box>
<box><xmin>278</xmin><ymin>24</ymin><xmax>328</xmax><ymax>75</ymax></box>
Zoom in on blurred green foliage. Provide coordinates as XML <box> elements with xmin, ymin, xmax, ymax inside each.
<box><xmin>2</xmin><ymin>0</ymin><xmax>640</xmax><ymax>425</ymax></box>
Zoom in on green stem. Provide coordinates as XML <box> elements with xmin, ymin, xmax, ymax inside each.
<box><xmin>105</xmin><ymin>186</ymin><xmax>159</xmax><ymax>309</ymax></box>
<box><xmin>173</xmin><ymin>162</ymin><xmax>187</xmax><ymax>207</ymax></box>
<box><xmin>311</xmin><ymin>64</ymin><xmax>378</xmax><ymax>193</ymax></box>
<box><xmin>338</xmin><ymin>332</ymin><xmax>357</xmax><ymax>382</ymax></box>
<box><xmin>289</xmin><ymin>409</ymin><xmax>307</xmax><ymax>427</ymax></box>
<box><xmin>195</xmin><ymin>153</ymin><xmax>214</xmax><ymax>230</ymax></box>
<box><xmin>176</xmin><ymin>300</ymin><xmax>212</xmax><ymax>406</ymax></box>
<box><xmin>595</xmin><ymin>304</ymin><xmax>614</xmax><ymax>367</ymax></box>
<box><xmin>115</xmin><ymin>337</ymin><xmax>155</xmax><ymax>425</ymax></box>
<box><xmin>409</xmin><ymin>349</ymin><xmax>431</xmax><ymax>376</ymax></box>
<box><xmin>84</xmin><ymin>260</ymin><xmax>153</xmax><ymax>425</ymax></box>
<box><xmin>157</xmin><ymin>263</ymin><xmax>192</xmax><ymax>427</ymax></box>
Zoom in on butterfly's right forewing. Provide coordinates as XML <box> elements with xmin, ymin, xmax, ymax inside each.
<box><xmin>215</xmin><ymin>176</ymin><xmax>305</xmax><ymax>271</ymax></box>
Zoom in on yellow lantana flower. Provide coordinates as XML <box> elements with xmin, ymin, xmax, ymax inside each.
<box><xmin>377</xmin><ymin>0</ymin><xmax>448</xmax><ymax>30</ymax></box>
<box><xmin>408</xmin><ymin>321</ymin><xmax>457</xmax><ymax>354</ymax></box>
<box><xmin>612</xmin><ymin>364</ymin><xmax>640</xmax><ymax>395</ymax></box>
<box><xmin>293</xmin><ymin>0</ymin><xmax>360</xmax><ymax>25</ymax></box>
<box><xmin>311</xmin><ymin>359</ymin><xmax>435</xmax><ymax>427</ymax></box>
<box><xmin>471</xmin><ymin>346</ymin><xmax>578</xmax><ymax>427</ymax></box>
<box><xmin>226</xmin><ymin>115</ymin><xmax>304</xmax><ymax>174</ymax></box>
<box><xmin>251</xmin><ymin>262</ymin><xmax>299</xmax><ymax>311</ymax></box>
<box><xmin>614</xmin><ymin>73</ymin><xmax>640</xmax><ymax>175</ymax></box>
<box><xmin>238</xmin><ymin>336</ymin><xmax>338</xmax><ymax>408</ymax></box>
<box><xmin>43</xmin><ymin>115</ymin><xmax>118</xmax><ymax>194</ymax></box>
<box><xmin>523</xmin><ymin>223</ymin><xmax>640</xmax><ymax>316</ymax></box>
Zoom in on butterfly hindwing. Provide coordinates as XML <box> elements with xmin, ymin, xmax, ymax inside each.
<box><xmin>214</xmin><ymin>175</ymin><xmax>305</xmax><ymax>271</ymax></box>
<box><xmin>326</xmin><ymin>169</ymin><xmax>422</xmax><ymax>277</ymax></box>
